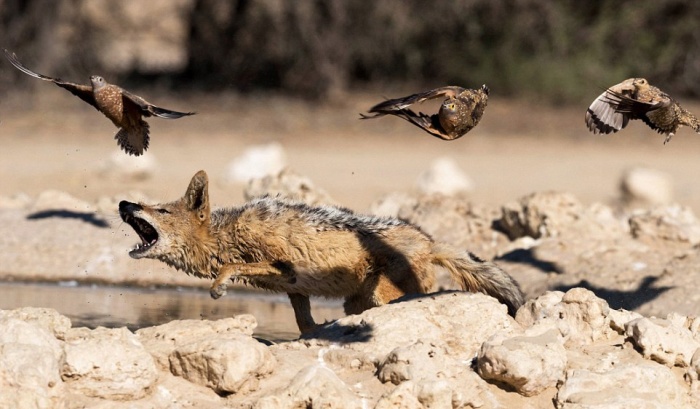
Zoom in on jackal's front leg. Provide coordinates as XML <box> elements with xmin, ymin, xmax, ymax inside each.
<box><xmin>210</xmin><ymin>261</ymin><xmax>290</xmax><ymax>299</ymax></box>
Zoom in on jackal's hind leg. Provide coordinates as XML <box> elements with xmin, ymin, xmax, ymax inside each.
<box><xmin>344</xmin><ymin>275</ymin><xmax>405</xmax><ymax>315</ymax></box>
<box><xmin>210</xmin><ymin>262</ymin><xmax>290</xmax><ymax>299</ymax></box>
<box><xmin>288</xmin><ymin>293</ymin><xmax>318</xmax><ymax>334</ymax></box>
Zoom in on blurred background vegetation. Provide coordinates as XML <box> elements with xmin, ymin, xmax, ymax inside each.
<box><xmin>1</xmin><ymin>0</ymin><xmax>699</xmax><ymax>104</ymax></box>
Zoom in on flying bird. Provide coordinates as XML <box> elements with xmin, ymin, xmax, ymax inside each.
<box><xmin>3</xmin><ymin>49</ymin><xmax>195</xmax><ymax>156</ymax></box>
<box><xmin>585</xmin><ymin>78</ymin><xmax>700</xmax><ymax>144</ymax></box>
<box><xmin>361</xmin><ymin>85</ymin><xmax>489</xmax><ymax>140</ymax></box>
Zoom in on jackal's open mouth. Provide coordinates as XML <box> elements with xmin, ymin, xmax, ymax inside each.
<box><xmin>122</xmin><ymin>213</ymin><xmax>158</xmax><ymax>255</ymax></box>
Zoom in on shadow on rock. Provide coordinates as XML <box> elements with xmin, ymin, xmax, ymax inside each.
<box><xmin>301</xmin><ymin>321</ymin><xmax>374</xmax><ymax>343</ymax></box>
<box><xmin>71</xmin><ymin>313</ymin><xmax>135</xmax><ymax>331</ymax></box>
<box><xmin>496</xmin><ymin>248</ymin><xmax>563</xmax><ymax>274</ymax></box>
<box><xmin>27</xmin><ymin>209</ymin><xmax>109</xmax><ymax>228</ymax></box>
<box><xmin>554</xmin><ymin>276</ymin><xmax>673</xmax><ymax>310</ymax></box>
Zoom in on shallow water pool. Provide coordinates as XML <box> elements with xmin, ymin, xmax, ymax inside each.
<box><xmin>0</xmin><ymin>282</ymin><xmax>344</xmax><ymax>342</ymax></box>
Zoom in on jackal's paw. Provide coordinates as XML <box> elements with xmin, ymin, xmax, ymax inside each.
<box><xmin>210</xmin><ymin>284</ymin><xmax>227</xmax><ymax>299</ymax></box>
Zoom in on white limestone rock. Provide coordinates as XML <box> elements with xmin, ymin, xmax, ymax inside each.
<box><xmin>497</xmin><ymin>191</ymin><xmax>583</xmax><ymax>240</ymax></box>
<box><xmin>244</xmin><ymin>168</ymin><xmax>336</xmax><ymax>205</ymax></box>
<box><xmin>253</xmin><ymin>365</ymin><xmax>363</xmax><ymax>409</ymax></box>
<box><xmin>629</xmin><ymin>205</ymin><xmax>700</xmax><ymax>246</ymax></box>
<box><xmin>60</xmin><ymin>327</ymin><xmax>158</xmax><ymax>400</ymax></box>
<box><xmin>312</xmin><ymin>292</ymin><xmax>520</xmax><ymax>363</ymax></box>
<box><xmin>516</xmin><ymin>288</ymin><xmax>614</xmax><ymax>347</ymax></box>
<box><xmin>555</xmin><ymin>360</ymin><xmax>693</xmax><ymax>409</ymax></box>
<box><xmin>136</xmin><ymin>316</ymin><xmax>257</xmax><ymax>370</ymax></box>
<box><xmin>169</xmin><ymin>333</ymin><xmax>275</xmax><ymax>395</ymax></box>
<box><xmin>415</xmin><ymin>157</ymin><xmax>475</xmax><ymax>196</ymax></box>
<box><xmin>477</xmin><ymin>329</ymin><xmax>567</xmax><ymax>396</ymax></box>
<box><xmin>620</xmin><ymin>166</ymin><xmax>674</xmax><ymax>207</ymax></box>
<box><xmin>625</xmin><ymin>316</ymin><xmax>700</xmax><ymax>367</ymax></box>
<box><xmin>0</xmin><ymin>316</ymin><xmax>65</xmax><ymax>409</ymax></box>
<box><xmin>225</xmin><ymin>142</ymin><xmax>287</xmax><ymax>184</ymax></box>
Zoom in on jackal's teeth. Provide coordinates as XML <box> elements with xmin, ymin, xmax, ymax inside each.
<box><xmin>137</xmin><ymin>240</ymin><xmax>155</xmax><ymax>250</ymax></box>
<box><xmin>133</xmin><ymin>242</ymin><xmax>150</xmax><ymax>251</ymax></box>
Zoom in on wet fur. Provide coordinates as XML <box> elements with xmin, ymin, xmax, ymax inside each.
<box><xmin>119</xmin><ymin>170</ymin><xmax>524</xmax><ymax>334</ymax></box>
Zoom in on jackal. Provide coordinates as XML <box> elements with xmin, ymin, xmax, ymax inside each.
<box><xmin>119</xmin><ymin>170</ymin><xmax>524</xmax><ymax>334</ymax></box>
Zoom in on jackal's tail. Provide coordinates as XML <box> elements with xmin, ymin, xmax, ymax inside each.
<box><xmin>431</xmin><ymin>243</ymin><xmax>524</xmax><ymax>316</ymax></box>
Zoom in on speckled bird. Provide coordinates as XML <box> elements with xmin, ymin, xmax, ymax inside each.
<box><xmin>361</xmin><ymin>85</ymin><xmax>490</xmax><ymax>140</ymax></box>
<box><xmin>4</xmin><ymin>49</ymin><xmax>195</xmax><ymax>156</ymax></box>
<box><xmin>585</xmin><ymin>78</ymin><xmax>700</xmax><ymax>144</ymax></box>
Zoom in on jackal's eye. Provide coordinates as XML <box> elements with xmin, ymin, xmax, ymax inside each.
<box><xmin>156</xmin><ymin>208</ymin><xmax>170</xmax><ymax>214</ymax></box>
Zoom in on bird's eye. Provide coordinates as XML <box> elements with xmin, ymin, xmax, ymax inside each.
<box><xmin>449</xmin><ymin>103</ymin><xmax>455</xmax><ymax>110</ymax></box>
<box><xmin>156</xmin><ymin>208</ymin><xmax>170</xmax><ymax>214</ymax></box>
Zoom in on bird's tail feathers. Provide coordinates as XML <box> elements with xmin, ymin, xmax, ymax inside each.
<box><xmin>115</xmin><ymin>123</ymin><xmax>149</xmax><ymax>156</ymax></box>
<box><xmin>681</xmin><ymin>108</ymin><xmax>700</xmax><ymax>133</ymax></box>
<box><xmin>430</xmin><ymin>243</ymin><xmax>524</xmax><ymax>316</ymax></box>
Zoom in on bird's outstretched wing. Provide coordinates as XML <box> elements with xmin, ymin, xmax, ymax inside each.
<box><xmin>590</xmin><ymin>87</ymin><xmax>673</xmax><ymax>135</ymax></box>
<box><xmin>603</xmin><ymin>88</ymin><xmax>672</xmax><ymax>115</ymax></box>
<box><xmin>361</xmin><ymin>86</ymin><xmax>465</xmax><ymax>117</ymax></box>
<box><xmin>3</xmin><ymin>49</ymin><xmax>96</xmax><ymax>108</ymax></box>
<box><xmin>611</xmin><ymin>89</ymin><xmax>675</xmax><ymax>136</ymax></box>
<box><xmin>120</xmin><ymin>89</ymin><xmax>196</xmax><ymax>119</ymax></box>
<box><xmin>585</xmin><ymin>89</ymin><xmax>630</xmax><ymax>134</ymax></box>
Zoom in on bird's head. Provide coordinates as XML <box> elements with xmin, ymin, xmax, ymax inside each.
<box><xmin>90</xmin><ymin>75</ymin><xmax>106</xmax><ymax>90</ymax></box>
<box><xmin>632</xmin><ymin>78</ymin><xmax>649</xmax><ymax>90</ymax></box>
<box><xmin>441</xmin><ymin>98</ymin><xmax>457</xmax><ymax>113</ymax></box>
<box><xmin>481</xmin><ymin>84</ymin><xmax>490</xmax><ymax>95</ymax></box>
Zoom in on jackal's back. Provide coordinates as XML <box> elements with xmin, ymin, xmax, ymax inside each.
<box><xmin>212</xmin><ymin>196</ymin><xmax>411</xmax><ymax>234</ymax></box>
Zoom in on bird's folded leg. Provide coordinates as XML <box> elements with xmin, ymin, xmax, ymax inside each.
<box><xmin>663</xmin><ymin>133</ymin><xmax>674</xmax><ymax>145</ymax></box>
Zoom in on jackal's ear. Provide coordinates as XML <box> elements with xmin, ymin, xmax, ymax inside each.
<box><xmin>185</xmin><ymin>170</ymin><xmax>210</xmax><ymax>221</ymax></box>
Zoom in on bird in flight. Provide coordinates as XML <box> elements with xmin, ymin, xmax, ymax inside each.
<box><xmin>4</xmin><ymin>49</ymin><xmax>195</xmax><ymax>156</ymax></box>
<box><xmin>585</xmin><ymin>78</ymin><xmax>700</xmax><ymax>144</ymax></box>
<box><xmin>361</xmin><ymin>85</ymin><xmax>489</xmax><ymax>140</ymax></box>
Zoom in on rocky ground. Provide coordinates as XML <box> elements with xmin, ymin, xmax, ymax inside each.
<box><xmin>2</xmin><ymin>289</ymin><xmax>700</xmax><ymax>408</ymax></box>
<box><xmin>2</xmin><ymin>94</ymin><xmax>700</xmax><ymax>407</ymax></box>
<box><xmin>3</xmin><ymin>161</ymin><xmax>700</xmax><ymax>407</ymax></box>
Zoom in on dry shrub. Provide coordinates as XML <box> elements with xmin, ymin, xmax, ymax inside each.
<box><xmin>2</xmin><ymin>0</ymin><xmax>699</xmax><ymax>101</ymax></box>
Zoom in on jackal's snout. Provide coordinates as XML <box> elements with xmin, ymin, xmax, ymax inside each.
<box><xmin>118</xmin><ymin>201</ymin><xmax>142</xmax><ymax>220</ymax></box>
